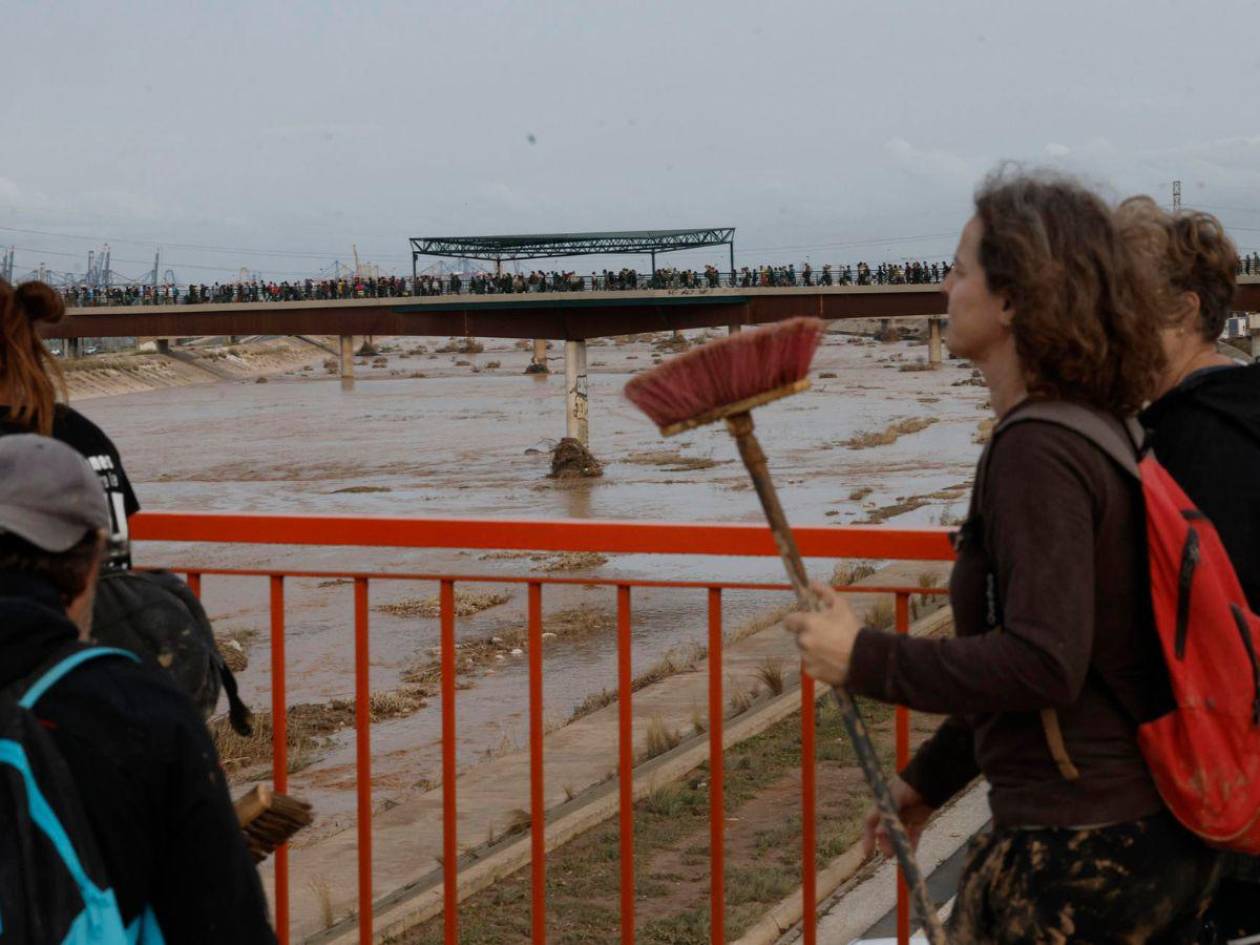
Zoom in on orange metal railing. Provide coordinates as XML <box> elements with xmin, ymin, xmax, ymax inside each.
<box><xmin>132</xmin><ymin>511</ymin><xmax>954</xmax><ymax>945</ymax></box>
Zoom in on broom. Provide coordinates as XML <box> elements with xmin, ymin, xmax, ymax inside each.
<box><xmin>625</xmin><ymin>317</ymin><xmax>948</xmax><ymax>945</ymax></box>
<box><xmin>234</xmin><ymin>784</ymin><xmax>314</xmax><ymax>864</ymax></box>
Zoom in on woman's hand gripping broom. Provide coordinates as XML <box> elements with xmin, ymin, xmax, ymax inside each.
<box><xmin>624</xmin><ymin>318</ymin><xmax>947</xmax><ymax>945</ymax></box>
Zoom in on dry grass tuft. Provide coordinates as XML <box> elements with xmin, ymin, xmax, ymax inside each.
<box><xmin>848</xmin><ymin>487</ymin><xmax>873</xmax><ymax>501</ymax></box>
<box><xmin>308</xmin><ymin>877</ymin><xmax>336</xmax><ymax>929</ymax></box>
<box><xmin>865</xmin><ymin>597</ymin><xmax>895</xmax><ymax>630</ymax></box>
<box><xmin>844</xmin><ymin>417</ymin><xmax>938</xmax><ymax>450</ymax></box>
<box><xmin>832</xmin><ymin>561</ymin><xmax>877</xmax><ymax>586</ymax></box>
<box><xmin>376</xmin><ymin>589</ymin><xmax>511</xmax><ymax>619</ymax></box>
<box><xmin>691</xmin><ymin>705</ymin><xmax>708</xmax><ymax>736</ymax></box>
<box><xmin>503</xmin><ymin>807</ymin><xmax>533</xmax><ymax>838</ymax></box>
<box><xmin>643</xmin><ymin>717</ymin><xmax>683</xmax><ymax>760</ymax></box>
<box><xmin>754</xmin><ymin>657</ymin><xmax>786</xmax><ymax>696</ymax></box>
<box><xmin>727</xmin><ymin>687</ymin><xmax>758</xmax><ymax>718</ymax></box>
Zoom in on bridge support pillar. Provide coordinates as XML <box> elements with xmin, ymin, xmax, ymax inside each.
<box><xmin>928</xmin><ymin>317</ymin><xmax>943</xmax><ymax>366</ymax></box>
<box><xmin>66</xmin><ymin>338</ymin><xmax>82</xmax><ymax>359</ymax></box>
<box><xmin>728</xmin><ymin>324</ymin><xmax>741</xmax><ymax>336</ymax></box>
<box><xmin>339</xmin><ymin>335</ymin><xmax>355</xmax><ymax>380</ymax></box>
<box><xmin>565</xmin><ymin>340</ymin><xmax>589</xmax><ymax>447</ymax></box>
<box><xmin>156</xmin><ymin>338</ymin><xmax>171</xmax><ymax>354</ymax></box>
<box><xmin>526</xmin><ymin>338</ymin><xmax>549</xmax><ymax>374</ymax></box>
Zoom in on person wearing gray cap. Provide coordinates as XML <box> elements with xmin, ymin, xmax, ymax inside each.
<box><xmin>0</xmin><ymin>435</ymin><xmax>275</xmax><ymax>943</ymax></box>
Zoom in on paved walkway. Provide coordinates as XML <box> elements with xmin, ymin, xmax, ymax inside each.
<box><xmin>276</xmin><ymin>561</ymin><xmax>951</xmax><ymax>943</ymax></box>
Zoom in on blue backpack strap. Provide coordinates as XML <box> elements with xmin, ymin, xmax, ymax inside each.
<box><xmin>19</xmin><ymin>646</ymin><xmax>139</xmax><ymax>710</ymax></box>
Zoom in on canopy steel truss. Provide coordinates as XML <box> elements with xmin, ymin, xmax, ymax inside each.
<box><xmin>409</xmin><ymin>228</ymin><xmax>735</xmax><ymax>277</ymax></box>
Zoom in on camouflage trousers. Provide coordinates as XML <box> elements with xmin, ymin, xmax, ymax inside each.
<box><xmin>947</xmin><ymin>813</ymin><xmax>1220</xmax><ymax>945</ymax></box>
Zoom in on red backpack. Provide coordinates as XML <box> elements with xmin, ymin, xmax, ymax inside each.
<box><xmin>996</xmin><ymin>402</ymin><xmax>1260</xmax><ymax>853</ymax></box>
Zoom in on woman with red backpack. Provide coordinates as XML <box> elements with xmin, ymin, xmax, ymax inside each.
<box><xmin>786</xmin><ymin>170</ymin><xmax>1222</xmax><ymax>943</ymax></box>
<box><xmin>1118</xmin><ymin>197</ymin><xmax>1260</xmax><ymax>943</ymax></box>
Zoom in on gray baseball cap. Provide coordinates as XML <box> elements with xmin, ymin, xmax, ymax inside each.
<box><xmin>0</xmin><ymin>434</ymin><xmax>109</xmax><ymax>552</ymax></box>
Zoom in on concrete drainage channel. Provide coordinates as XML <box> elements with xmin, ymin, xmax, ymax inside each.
<box><xmin>309</xmin><ymin>604</ymin><xmax>957</xmax><ymax>945</ymax></box>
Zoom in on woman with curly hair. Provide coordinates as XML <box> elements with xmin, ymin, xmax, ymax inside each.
<box><xmin>1117</xmin><ymin>197</ymin><xmax>1260</xmax><ymax>943</ymax></box>
<box><xmin>0</xmin><ymin>278</ymin><xmax>139</xmax><ymax>570</ymax></box>
<box><xmin>787</xmin><ymin>172</ymin><xmax>1219</xmax><ymax>943</ymax></box>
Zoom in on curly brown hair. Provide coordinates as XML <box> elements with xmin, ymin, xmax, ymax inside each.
<box><xmin>974</xmin><ymin>171</ymin><xmax>1165</xmax><ymax>414</ymax></box>
<box><xmin>1114</xmin><ymin>196</ymin><xmax>1239</xmax><ymax>341</ymax></box>
<box><xmin>0</xmin><ymin>279</ymin><xmax>67</xmax><ymax>435</ymax></box>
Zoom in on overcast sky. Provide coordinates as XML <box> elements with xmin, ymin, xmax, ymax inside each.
<box><xmin>3</xmin><ymin>0</ymin><xmax>1258</xmax><ymax>282</ymax></box>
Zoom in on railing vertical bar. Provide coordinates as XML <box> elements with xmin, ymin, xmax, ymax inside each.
<box><xmin>617</xmin><ymin>585</ymin><xmax>635</xmax><ymax>945</ymax></box>
<box><xmin>801</xmin><ymin>672</ymin><xmax>816</xmax><ymax>945</ymax></box>
<box><xmin>895</xmin><ymin>592</ymin><xmax>911</xmax><ymax>945</ymax></box>
<box><xmin>528</xmin><ymin>582</ymin><xmax>546</xmax><ymax>945</ymax></box>
<box><xmin>707</xmin><ymin>588</ymin><xmax>725</xmax><ymax>945</ymax></box>
<box><xmin>186</xmin><ymin>571</ymin><xmax>201</xmax><ymax>598</ymax></box>
<box><xmin>269</xmin><ymin>575</ymin><xmax>289</xmax><ymax>945</ymax></box>
<box><xmin>441</xmin><ymin>579</ymin><xmax>459</xmax><ymax>945</ymax></box>
<box><xmin>354</xmin><ymin>577</ymin><xmax>373</xmax><ymax>945</ymax></box>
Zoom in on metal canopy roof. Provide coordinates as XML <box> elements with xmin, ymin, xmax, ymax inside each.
<box><xmin>409</xmin><ymin>228</ymin><xmax>735</xmax><ymax>262</ymax></box>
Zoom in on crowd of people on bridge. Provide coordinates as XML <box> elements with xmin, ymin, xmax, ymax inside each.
<box><xmin>55</xmin><ymin>258</ymin><xmax>965</xmax><ymax>307</ymax></box>
<box><xmin>43</xmin><ymin>248</ymin><xmax>1260</xmax><ymax>309</ymax></box>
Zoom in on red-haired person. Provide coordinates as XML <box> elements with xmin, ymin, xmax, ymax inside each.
<box><xmin>1118</xmin><ymin>197</ymin><xmax>1260</xmax><ymax>942</ymax></box>
<box><xmin>0</xmin><ymin>279</ymin><xmax>138</xmax><ymax>571</ymax></box>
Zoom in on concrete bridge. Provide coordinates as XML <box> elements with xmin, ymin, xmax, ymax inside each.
<box><xmin>41</xmin><ymin>278</ymin><xmax>1260</xmax><ymax>451</ymax></box>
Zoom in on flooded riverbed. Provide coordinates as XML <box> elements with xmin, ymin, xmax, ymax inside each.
<box><xmin>76</xmin><ymin>329</ymin><xmax>988</xmax><ymax>829</ymax></box>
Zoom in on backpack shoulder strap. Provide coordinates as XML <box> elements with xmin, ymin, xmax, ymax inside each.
<box><xmin>19</xmin><ymin>646</ymin><xmax>139</xmax><ymax>710</ymax></box>
<box><xmin>985</xmin><ymin>401</ymin><xmax>1146</xmax><ymax>783</ymax></box>
<box><xmin>996</xmin><ymin>400</ymin><xmax>1143</xmax><ymax>479</ymax></box>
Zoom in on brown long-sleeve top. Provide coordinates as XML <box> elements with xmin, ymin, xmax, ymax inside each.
<box><xmin>847</xmin><ymin>404</ymin><xmax>1171</xmax><ymax>828</ymax></box>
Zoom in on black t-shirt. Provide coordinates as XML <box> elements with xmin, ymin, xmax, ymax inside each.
<box><xmin>0</xmin><ymin>405</ymin><xmax>139</xmax><ymax>570</ymax></box>
<box><xmin>1141</xmin><ymin>362</ymin><xmax>1260</xmax><ymax>611</ymax></box>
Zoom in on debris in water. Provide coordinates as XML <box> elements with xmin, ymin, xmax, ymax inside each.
<box><xmin>549</xmin><ymin>438</ymin><xmax>603</xmax><ymax>478</ymax></box>
<box><xmin>532</xmin><ymin>552</ymin><xmax>608</xmax><ymax>572</ymax></box>
<box><xmin>377</xmin><ymin>589</ymin><xmax>512</xmax><ymax>619</ymax></box>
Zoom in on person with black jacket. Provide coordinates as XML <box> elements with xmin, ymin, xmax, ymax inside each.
<box><xmin>0</xmin><ymin>434</ymin><xmax>275</xmax><ymax>943</ymax></box>
<box><xmin>1118</xmin><ymin>197</ymin><xmax>1260</xmax><ymax>942</ymax></box>
<box><xmin>0</xmin><ymin>435</ymin><xmax>274</xmax><ymax>945</ymax></box>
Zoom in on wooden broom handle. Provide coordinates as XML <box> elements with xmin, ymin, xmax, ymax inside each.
<box><xmin>725</xmin><ymin>411</ymin><xmax>949</xmax><ymax>945</ymax></box>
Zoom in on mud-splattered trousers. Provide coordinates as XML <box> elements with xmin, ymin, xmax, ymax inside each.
<box><xmin>946</xmin><ymin>812</ymin><xmax>1220</xmax><ymax>945</ymax></box>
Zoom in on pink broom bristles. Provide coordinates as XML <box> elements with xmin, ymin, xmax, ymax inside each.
<box><xmin>624</xmin><ymin>317</ymin><xmax>826</xmax><ymax>431</ymax></box>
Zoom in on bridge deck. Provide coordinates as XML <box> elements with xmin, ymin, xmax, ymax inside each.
<box><xmin>43</xmin><ymin>277</ymin><xmax>1260</xmax><ymax>340</ymax></box>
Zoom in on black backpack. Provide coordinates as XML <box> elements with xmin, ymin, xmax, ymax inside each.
<box><xmin>0</xmin><ymin>645</ymin><xmax>144</xmax><ymax>944</ymax></box>
<box><xmin>91</xmin><ymin>570</ymin><xmax>252</xmax><ymax>736</ymax></box>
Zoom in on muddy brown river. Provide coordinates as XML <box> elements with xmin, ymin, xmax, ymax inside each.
<box><xmin>75</xmin><ymin>330</ymin><xmax>988</xmax><ymax>828</ymax></box>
